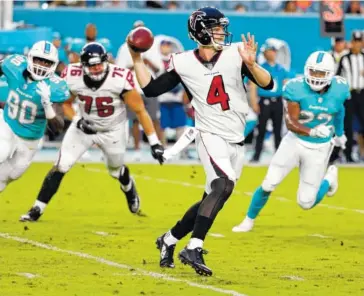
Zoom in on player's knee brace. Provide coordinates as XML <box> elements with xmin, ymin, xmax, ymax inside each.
<box><xmin>198</xmin><ymin>177</ymin><xmax>235</xmax><ymax>219</ymax></box>
<box><xmin>211</xmin><ymin>177</ymin><xmax>235</xmax><ymax>198</ymax></box>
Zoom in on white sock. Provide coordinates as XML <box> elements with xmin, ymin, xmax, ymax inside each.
<box><xmin>34</xmin><ymin>200</ymin><xmax>47</xmax><ymax>213</ymax></box>
<box><xmin>163</xmin><ymin>230</ymin><xmax>178</xmax><ymax>246</ymax></box>
<box><xmin>187</xmin><ymin>238</ymin><xmax>203</xmax><ymax>250</ymax></box>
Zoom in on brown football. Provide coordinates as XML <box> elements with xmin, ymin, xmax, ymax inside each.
<box><xmin>127</xmin><ymin>27</ymin><xmax>154</xmax><ymax>53</ymax></box>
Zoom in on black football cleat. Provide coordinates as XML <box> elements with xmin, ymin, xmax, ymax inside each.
<box><xmin>156</xmin><ymin>234</ymin><xmax>175</xmax><ymax>268</ymax></box>
<box><xmin>121</xmin><ymin>179</ymin><xmax>140</xmax><ymax>214</ymax></box>
<box><xmin>178</xmin><ymin>247</ymin><xmax>212</xmax><ymax>276</ymax></box>
<box><xmin>19</xmin><ymin>206</ymin><xmax>42</xmax><ymax>222</ymax></box>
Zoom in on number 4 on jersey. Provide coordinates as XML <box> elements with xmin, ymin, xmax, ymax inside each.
<box><xmin>206</xmin><ymin>75</ymin><xmax>230</xmax><ymax>111</ymax></box>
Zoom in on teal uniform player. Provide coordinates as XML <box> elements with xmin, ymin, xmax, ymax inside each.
<box><xmin>0</xmin><ymin>41</ymin><xmax>69</xmax><ymax>193</ymax></box>
<box><xmin>283</xmin><ymin>76</ymin><xmax>348</xmax><ymax>144</ymax></box>
<box><xmin>233</xmin><ymin>51</ymin><xmax>350</xmax><ymax>232</ymax></box>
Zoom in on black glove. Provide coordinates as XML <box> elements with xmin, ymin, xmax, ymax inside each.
<box><xmin>76</xmin><ymin>118</ymin><xmax>97</xmax><ymax>135</ymax></box>
<box><xmin>151</xmin><ymin>143</ymin><xmax>164</xmax><ymax>165</ymax></box>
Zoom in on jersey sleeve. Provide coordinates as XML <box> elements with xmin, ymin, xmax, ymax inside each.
<box><xmin>61</xmin><ymin>64</ymin><xmax>82</xmax><ymax>95</ymax></box>
<box><xmin>60</xmin><ymin>66</ymin><xmax>68</xmax><ymax>79</ymax></box>
<box><xmin>333</xmin><ymin>104</ymin><xmax>345</xmax><ymax>137</ymax></box>
<box><xmin>282</xmin><ymin>79</ymin><xmax>301</xmax><ymax>102</ymax></box>
<box><xmin>332</xmin><ymin>76</ymin><xmax>351</xmax><ymax>101</ymax></box>
<box><xmin>123</xmin><ymin>69</ymin><xmax>135</xmax><ymax>91</ymax></box>
<box><xmin>50</xmin><ymin>78</ymin><xmax>70</xmax><ymax>103</ymax></box>
<box><xmin>1</xmin><ymin>54</ymin><xmax>27</xmax><ymax>83</ymax></box>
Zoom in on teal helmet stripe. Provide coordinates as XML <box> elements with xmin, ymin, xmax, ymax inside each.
<box><xmin>316</xmin><ymin>52</ymin><xmax>324</xmax><ymax>63</ymax></box>
<box><xmin>44</xmin><ymin>42</ymin><xmax>51</xmax><ymax>54</ymax></box>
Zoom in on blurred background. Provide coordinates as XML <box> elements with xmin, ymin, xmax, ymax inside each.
<box><xmin>0</xmin><ymin>0</ymin><xmax>363</xmax><ymax>164</ymax></box>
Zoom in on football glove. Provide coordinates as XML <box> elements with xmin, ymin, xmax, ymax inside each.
<box><xmin>309</xmin><ymin>125</ymin><xmax>331</xmax><ymax>138</ymax></box>
<box><xmin>36</xmin><ymin>81</ymin><xmax>56</xmax><ymax>119</ymax></box>
<box><xmin>332</xmin><ymin>135</ymin><xmax>347</xmax><ymax>149</ymax></box>
<box><xmin>36</xmin><ymin>81</ymin><xmax>51</xmax><ymax>107</ymax></box>
<box><xmin>151</xmin><ymin>143</ymin><xmax>164</xmax><ymax>165</ymax></box>
<box><xmin>76</xmin><ymin>118</ymin><xmax>97</xmax><ymax>135</ymax></box>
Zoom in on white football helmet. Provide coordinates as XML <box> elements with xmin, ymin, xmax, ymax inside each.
<box><xmin>304</xmin><ymin>51</ymin><xmax>335</xmax><ymax>91</ymax></box>
<box><xmin>27</xmin><ymin>41</ymin><xmax>59</xmax><ymax>81</ymax></box>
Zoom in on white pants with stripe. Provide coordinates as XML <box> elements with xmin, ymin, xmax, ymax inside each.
<box><xmin>262</xmin><ymin>132</ymin><xmax>333</xmax><ymax>209</ymax></box>
<box><xmin>56</xmin><ymin>120</ymin><xmax>128</xmax><ymax>178</ymax></box>
<box><xmin>196</xmin><ymin>131</ymin><xmax>245</xmax><ymax>194</ymax></box>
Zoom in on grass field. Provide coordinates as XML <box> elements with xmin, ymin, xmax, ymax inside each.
<box><xmin>0</xmin><ymin>163</ymin><xmax>363</xmax><ymax>296</ymax></box>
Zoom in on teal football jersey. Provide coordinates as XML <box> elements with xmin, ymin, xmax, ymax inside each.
<box><xmin>283</xmin><ymin>76</ymin><xmax>350</xmax><ymax>143</ymax></box>
<box><xmin>1</xmin><ymin>54</ymin><xmax>70</xmax><ymax>140</ymax></box>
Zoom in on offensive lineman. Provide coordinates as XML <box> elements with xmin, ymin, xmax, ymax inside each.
<box><xmin>129</xmin><ymin>7</ymin><xmax>274</xmax><ymax>276</ymax></box>
<box><xmin>232</xmin><ymin>51</ymin><xmax>349</xmax><ymax>233</ymax></box>
<box><xmin>20</xmin><ymin>42</ymin><xmax>164</xmax><ymax>222</ymax></box>
<box><xmin>0</xmin><ymin>41</ymin><xmax>68</xmax><ymax>193</ymax></box>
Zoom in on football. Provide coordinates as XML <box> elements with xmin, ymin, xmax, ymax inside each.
<box><xmin>127</xmin><ymin>27</ymin><xmax>154</xmax><ymax>53</ymax></box>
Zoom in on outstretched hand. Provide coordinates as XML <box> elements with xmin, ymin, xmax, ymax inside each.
<box><xmin>238</xmin><ymin>33</ymin><xmax>258</xmax><ymax>68</ymax></box>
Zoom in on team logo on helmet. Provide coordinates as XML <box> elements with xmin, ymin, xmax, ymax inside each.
<box><xmin>189</xmin><ymin>11</ymin><xmax>206</xmax><ymax>30</ymax></box>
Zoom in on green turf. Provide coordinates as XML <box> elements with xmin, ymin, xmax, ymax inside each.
<box><xmin>0</xmin><ymin>163</ymin><xmax>363</xmax><ymax>296</ymax></box>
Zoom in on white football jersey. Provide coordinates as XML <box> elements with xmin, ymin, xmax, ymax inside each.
<box><xmin>63</xmin><ymin>63</ymin><xmax>134</xmax><ymax>131</ymax></box>
<box><xmin>169</xmin><ymin>43</ymin><xmax>249</xmax><ymax>143</ymax></box>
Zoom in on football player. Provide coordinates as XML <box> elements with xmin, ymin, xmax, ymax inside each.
<box><xmin>0</xmin><ymin>41</ymin><xmax>68</xmax><ymax>194</ymax></box>
<box><xmin>129</xmin><ymin>7</ymin><xmax>274</xmax><ymax>276</ymax></box>
<box><xmin>232</xmin><ymin>51</ymin><xmax>349</xmax><ymax>233</ymax></box>
<box><xmin>20</xmin><ymin>42</ymin><xmax>164</xmax><ymax>222</ymax></box>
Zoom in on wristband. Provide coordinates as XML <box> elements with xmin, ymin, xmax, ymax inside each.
<box><xmin>147</xmin><ymin>133</ymin><xmax>159</xmax><ymax>146</ymax></box>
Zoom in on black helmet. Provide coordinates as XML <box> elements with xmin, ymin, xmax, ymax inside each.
<box><xmin>188</xmin><ymin>7</ymin><xmax>232</xmax><ymax>49</ymax></box>
<box><xmin>80</xmin><ymin>42</ymin><xmax>108</xmax><ymax>81</ymax></box>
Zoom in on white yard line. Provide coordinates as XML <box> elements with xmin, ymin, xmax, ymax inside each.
<box><xmin>209</xmin><ymin>233</ymin><xmax>225</xmax><ymax>238</ymax></box>
<box><xmin>275</xmin><ymin>197</ymin><xmax>290</xmax><ymax>202</ymax></box>
<box><xmin>309</xmin><ymin>234</ymin><xmax>333</xmax><ymax>239</ymax></box>
<box><xmin>16</xmin><ymin>272</ymin><xmax>40</xmax><ymax>279</ymax></box>
<box><xmin>85</xmin><ymin>168</ymin><xmax>364</xmax><ymax>215</ymax></box>
<box><xmin>93</xmin><ymin>231</ymin><xmax>111</xmax><ymax>237</ymax></box>
<box><xmin>280</xmin><ymin>275</ymin><xmax>305</xmax><ymax>281</ymax></box>
<box><xmin>0</xmin><ymin>233</ymin><xmax>247</xmax><ymax>296</ymax></box>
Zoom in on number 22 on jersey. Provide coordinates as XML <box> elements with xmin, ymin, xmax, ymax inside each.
<box><xmin>206</xmin><ymin>75</ymin><xmax>230</xmax><ymax>111</ymax></box>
